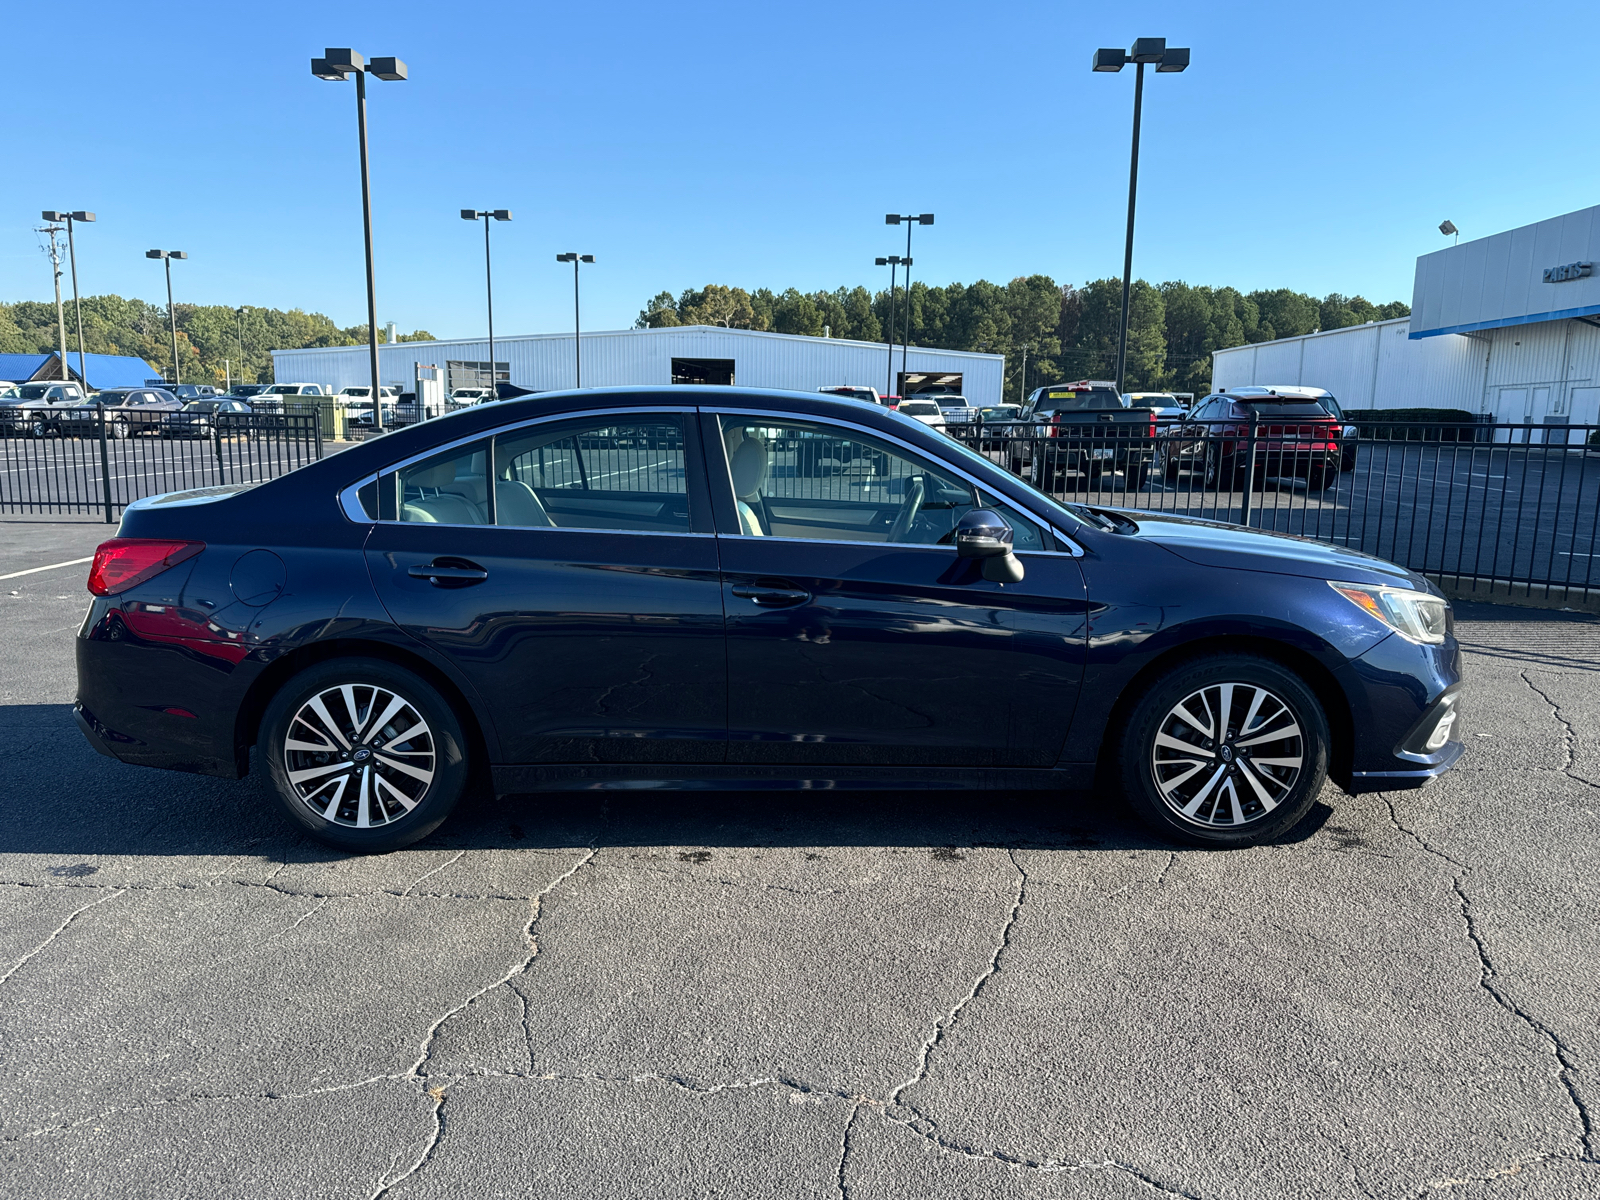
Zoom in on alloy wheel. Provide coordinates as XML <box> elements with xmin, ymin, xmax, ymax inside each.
<box><xmin>1150</xmin><ymin>682</ymin><xmax>1304</xmax><ymax>828</ymax></box>
<box><xmin>282</xmin><ymin>683</ymin><xmax>436</xmax><ymax>828</ymax></box>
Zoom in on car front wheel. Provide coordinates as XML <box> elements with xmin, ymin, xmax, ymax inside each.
<box><xmin>1118</xmin><ymin>654</ymin><xmax>1330</xmax><ymax>847</ymax></box>
<box><xmin>260</xmin><ymin>658</ymin><xmax>470</xmax><ymax>853</ymax></box>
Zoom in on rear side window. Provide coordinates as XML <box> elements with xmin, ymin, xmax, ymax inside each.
<box><xmin>494</xmin><ymin>417</ymin><xmax>689</xmax><ymax>532</ymax></box>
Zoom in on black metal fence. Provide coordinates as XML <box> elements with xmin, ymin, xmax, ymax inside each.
<box><xmin>0</xmin><ymin>409</ymin><xmax>323</xmax><ymax>521</ymax></box>
<box><xmin>946</xmin><ymin>416</ymin><xmax>1600</xmax><ymax>602</ymax></box>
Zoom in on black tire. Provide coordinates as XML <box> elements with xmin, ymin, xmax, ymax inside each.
<box><xmin>1123</xmin><ymin>460</ymin><xmax>1150</xmax><ymax>490</ymax></box>
<box><xmin>1203</xmin><ymin>450</ymin><xmax>1239</xmax><ymax>491</ymax></box>
<box><xmin>1341</xmin><ymin>445</ymin><xmax>1357</xmax><ymax>472</ymax></box>
<box><xmin>111</xmin><ymin>419</ymin><xmax>130</xmax><ymax>440</ymax></box>
<box><xmin>260</xmin><ymin>657</ymin><xmax>470</xmax><ymax>853</ymax></box>
<box><xmin>1117</xmin><ymin>654</ymin><xmax>1330</xmax><ymax>847</ymax></box>
<box><xmin>28</xmin><ymin>418</ymin><xmax>48</xmax><ymax>439</ymax></box>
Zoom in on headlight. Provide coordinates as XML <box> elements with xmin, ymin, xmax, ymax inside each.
<box><xmin>1330</xmin><ymin>581</ymin><xmax>1450</xmax><ymax>645</ymax></box>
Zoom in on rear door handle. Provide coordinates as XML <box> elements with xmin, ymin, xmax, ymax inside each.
<box><xmin>408</xmin><ymin>559</ymin><xmax>489</xmax><ymax>587</ymax></box>
<box><xmin>731</xmin><ymin>582</ymin><xmax>811</xmax><ymax>607</ymax></box>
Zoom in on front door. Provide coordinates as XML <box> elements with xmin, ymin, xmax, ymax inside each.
<box><xmin>706</xmin><ymin>411</ymin><xmax>1087</xmax><ymax>767</ymax></box>
<box><xmin>364</xmin><ymin>411</ymin><xmax>727</xmax><ymax>764</ymax></box>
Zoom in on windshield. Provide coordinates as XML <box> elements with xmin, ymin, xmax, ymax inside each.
<box><xmin>266</xmin><ymin>385</ymin><xmax>298</xmax><ymax>394</ymax></box>
<box><xmin>229</xmin><ymin>386</ymin><xmax>266</xmax><ymax>396</ymax></box>
<box><xmin>16</xmin><ymin>385</ymin><xmax>53</xmax><ymax>400</ymax></box>
<box><xmin>980</xmin><ymin>406</ymin><xmax>1019</xmax><ymax>419</ymax></box>
<box><xmin>184</xmin><ymin>400</ymin><xmax>221</xmax><ymax>412</ymax></box>
<box><xmin>898</xmin><ymin>401</ymin><xmax>940</xmax><ymax>414</ymax></box>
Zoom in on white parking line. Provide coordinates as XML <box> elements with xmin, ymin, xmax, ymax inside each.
<box><xmin>0</xmin><ymin>555</ymin><xmax>94</xmax><ymax>581</ymax></box>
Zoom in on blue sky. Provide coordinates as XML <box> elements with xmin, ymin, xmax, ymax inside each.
<box><xmin>5</xmin><ymin>0</ymin><xmax>1597</xmax><ymax>340</ymax></box>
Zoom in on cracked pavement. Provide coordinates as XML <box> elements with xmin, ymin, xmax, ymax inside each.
<box><xmin>3</xmin><ymin>523</ymin><xmax>1600</xmax><ymax>1197</ymax></box>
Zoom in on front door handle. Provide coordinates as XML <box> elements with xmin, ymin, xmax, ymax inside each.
<box><xmin>408</xmin><ymin>558</ymin><xmax>489</xmax><ymax>587</ymax></box>
<box><xmin>731</xmin><ymin>582</ymin><xmax>811</xmax><ymax>607</ymax></box>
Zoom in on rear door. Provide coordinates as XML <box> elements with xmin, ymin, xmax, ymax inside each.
<box><xmin>364</xmin><ymin>408</ymin><xmax>728</xmax><ymax>765</ymax></box>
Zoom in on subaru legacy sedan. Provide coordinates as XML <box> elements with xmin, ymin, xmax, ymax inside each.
<box><xmin>75</xmin><ymin>388</ymin><xmax>1463</xmax><ymax>853</ymax></box>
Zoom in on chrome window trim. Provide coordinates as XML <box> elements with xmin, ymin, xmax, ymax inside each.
<box><xmin>707</xmin><ymin>406</ymin><xmax>1085</xmax><ymax>558</ymax></box>
<box><xmin>337</xmin><ymin>405</ymin><xmax>698</xmax><ymax>528</ymax></box>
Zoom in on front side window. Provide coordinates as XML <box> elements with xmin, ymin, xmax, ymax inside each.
<box><xmin>716</xmin><ymin>415</ymin><xmax>1044</xmax><ymax>549</ymax></box>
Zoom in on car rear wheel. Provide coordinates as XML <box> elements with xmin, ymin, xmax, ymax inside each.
<box><xmin>111</xmin><ymin>419</ymin><xmax>130</xmax><ymax>440</ymax></box>
<box><xmin>1118</xmin><ymin>654</ymin><xmax>1330</xmax><ymax>847</ymax></box>
<box><xmin>28</xmin><ymin>418</ymin><xmax>48</xmax><ymax>439</ymax></box>
<box><xmin>260</xmin><ymin>658</ymin><xmax>469</xmax><ymax>853</ymax></box>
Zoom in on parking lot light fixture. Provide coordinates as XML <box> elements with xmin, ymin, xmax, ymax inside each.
<box><xmin>1093</xmin><ymin>38</ymin><xmax>1189</xmax><ymax>392</ymax></box>
<box><xmin>311</xmin><ymin>46</ymin><xmax>408</xmax><ymax>429</ymax></box>
<box><xmin>886</xmin><ymin>215</ymin><xmax>933</xmax><ymax>384</ymax></box>
<box><xmin>145</xmin><ymin>250</ymin><xmax>187</xmax><ymax>385</ymax></box>
<box><xmin>875</xmin><ymin>255</ymin><xmax>910</xmax><ymax>398</ymax></box>
<box><xmin>556</xmin><ymin>253</ymin><xmax>595</xmax><ymax>388</ymax></box>
<box><xmin>44</xmin><ymin>211</ymin><xmax>94</xmax><ymax>386</ymax></box>
<box><xmin>462</xmin><ymin>209</ymin><xmax>512</xmax><ymax>397</ymax></box>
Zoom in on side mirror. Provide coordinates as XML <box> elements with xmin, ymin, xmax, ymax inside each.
<box><xmin>952</xmin><ymin>509</ymin><xmax>1025</xmax><ymax>583</ymax></box>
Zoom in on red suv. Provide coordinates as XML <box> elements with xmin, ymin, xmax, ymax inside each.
<box><xmin>1156</xmin><ymin>388</ymin><xmax>1343</xmax><ymax>490</ymax></box>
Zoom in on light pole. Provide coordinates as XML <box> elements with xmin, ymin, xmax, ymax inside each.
<box><xmin>1017</xmin><ymin>341</ymin><xmax>1033</xmax><ymax>405</ymax></box>
<box><xmin>145</xmin><ymin>250</ymin><xmax>188</xmax><ymax>384</ymax></box>
<box><xmin>312</xmin><ymin>47</ymin><xmax>408</xmax><ymax>430</ymax></box>
<box><xmin>556</xmin><ymin>253</ymin><xmax>595</xmax><ymax>388</ymax></box>
<box><xmin>886</xmin><ymin>214</ymin><xmax>933</xmax><ymax>388</ymax></box>
<box><xmin>1093</xmin><ymin>37</ymin><xmax>1189</xmax><ymax>392</ymax></box>
<box><xmin>874</xmin><ymin>255</ymin><xmax>909</xmax><ymax>398</ymax></box>
<box><xmin>43</xmin><ymin>211</ymin><xmax>94</xmax><ymax>386</ymax></box>
<box><xmin>38</xmin><ymin>223</ymin><xmax>69</xmax><ymax>381</ymax></box>
<box><xmin>461</xmin><ymin>209</ymin><xmax>512</xmax><ymax>396</ymax></box>
<box><xmin>236</xmin><ymin>307</ymin><xmax>247</xmax><ymax>385</ymax></box>
<box><xmin>1440</xmin><ymin>219</ymin><xmax>1460</xmax><ymax>246</ymax></box>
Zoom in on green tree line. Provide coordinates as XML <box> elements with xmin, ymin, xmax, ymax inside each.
<box><xmin>638</xmin><ymin>280</ymin><xmax>1409</xmax><ymax>397</ymax></box>
<box><xmin>0</xmin><ymin>295</ymin><xmax>433</xmax><ymax>386</ymax></box>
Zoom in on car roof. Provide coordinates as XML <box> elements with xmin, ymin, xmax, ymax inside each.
<box><xmin>1219</xmin><ymin>385</ymin><xmax>1332</xmax><ymax>399</ymax></box>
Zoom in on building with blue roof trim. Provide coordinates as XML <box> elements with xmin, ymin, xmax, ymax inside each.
<box><xmin>0</xmin><ymin>352</ymin><xmax>161</xmax><ymax>390</ymax></box>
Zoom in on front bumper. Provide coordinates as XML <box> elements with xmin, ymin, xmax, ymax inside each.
<box><xmin>1341</xmin><ymin>635</ymin><xmax>1465</xmax><ymax>794</ymax></box>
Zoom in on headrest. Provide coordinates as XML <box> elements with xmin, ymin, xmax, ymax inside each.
<box><xmin>729</xmin><ymin>436</ymin><xmax>768</xmax><ymax>500</ymax></box>
<box><xmin>410</xmin><ymin>459</ymin><xmax>459</xmax><ymax>488</ymax></box>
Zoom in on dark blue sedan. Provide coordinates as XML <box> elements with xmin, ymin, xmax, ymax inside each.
<box><xmin>73</xmin><ymin>388</ymin><xmax>1463</xmax><ymax>852</ymax></box>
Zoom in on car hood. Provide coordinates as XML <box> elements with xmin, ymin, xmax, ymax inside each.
<box><xmin>1118</xmin><ymin>509</ymin><xmax>1426</xmax><ymax>588</ymax></box>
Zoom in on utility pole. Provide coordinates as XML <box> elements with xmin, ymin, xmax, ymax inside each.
<box><xmin>39</xmin><ymin>225</ymin><xmax>70</xmax><ymax>381</ymax></box>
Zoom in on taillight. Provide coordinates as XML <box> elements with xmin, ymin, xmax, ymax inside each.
<box><xmin>87</xmin><ymin>539</ymin><xmax>205</xmax><ymax>596</ymax></box>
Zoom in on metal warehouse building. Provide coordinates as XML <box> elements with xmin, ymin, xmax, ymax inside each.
<box><xmin>271</xmin><ymin>325</ymin><xmax>1004</xmax><ymax>405</ymax></box>
<box><xmin>1214</xmin><ymin>203</ymin><xmax>1600</xmax><ymax>429</ymax></box>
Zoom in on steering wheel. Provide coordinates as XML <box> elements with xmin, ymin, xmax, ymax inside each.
<box><xmin>887</xmin><ymin>476</ymin><xmax>925</xmax><ymax>543</ymax></box>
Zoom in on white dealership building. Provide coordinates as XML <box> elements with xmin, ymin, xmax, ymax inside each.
<box><xmin>270</xmin><ymin>325</ymin><xmax>1004</xmax><ymax>406</ymax></box>
<box><xmin>1212</xmin><ymin>203</ymin><xmax>1600</xmax><ymax>428</ymax></box>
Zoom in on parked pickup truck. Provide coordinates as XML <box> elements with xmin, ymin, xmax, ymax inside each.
<box><xmin>1008</xmin><ymin>380</ymin><xmax>1158</xmax><ymax>489</ymax></box>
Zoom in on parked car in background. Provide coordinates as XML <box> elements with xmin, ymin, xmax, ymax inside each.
<box><xmin>450</xmin><ymin>387</ymin><xmax>495</xmax><ymax>405</ymax></box>
<box><xmin>149</xmin><ymin>383</ymin><xmax>220</xmax><ymax>403</ymax></box>
<box><xmin>164</xmin><ymin>398</ymin><xmax>257</xmax><ymax>439</ymax></box>
<box><xmin>1012</xmin><ymin>381</ymin><xmax>1157</xmax><ymax>488</ymax></box>
<box><xmin>1247</xmin><ymin>385</ymin><xmax>1357</xmax><ymax>471</ymax></box>
<box><xmin>973</xmin><ymin>403</ymin><xmax>1022</xmax><ymax>449</ymax></box>
<box><xmin>73</xmin><ymin>388</ymin><xmax>183</xmax><ymax>439</ymax></box>
<box><xmin>928</xmin><ymin>394</ymin><xmax>978</xmax><ymax>423</ymax></box>
<box><xmin>223</xmin><ymin>384</ymin><xmax>271</xmax><ymax>401</ymax></box>
<box><xmin>74</xmin><ymin>386</ymin><xmax>1464</xmax><ymax>854</ymax></box>
<box><xmin>252</xmin><ymin>383</ymin><xmax>332</xmax><ymax>412</ymax></box>
<box><xmin>1124</xmin><ymin>392</ymin><xmax>1189</xmax><ymax>424</ymax></box>
<box><xmin>0</xmin><ymin>380</ymin><xmax>89</xmax><ymax>437</ymax></box>
<box><xmin>338</xmin><ymin>385</ymin><xmax>400</xmax><ymax>401</ymax></box>
<box><xmin>893</xmin><ymin>396</ymin><xmax>947</xmax><ymax>429</ymax></box>
<box><xmin>1154</xmin><ymin>388</ymin><xmax>1344</xmax><ymax>489</ymax></box>
<box><xmin>816</xmin><ymin>385</ymin><xmax>883</xmax><ymax>405</ymax></box>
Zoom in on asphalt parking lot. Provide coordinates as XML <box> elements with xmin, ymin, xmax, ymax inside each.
<box><xmin>3</xmin><ymin>516</ymin><xmax>1599</xmax><ymax>1199</ymax></box>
